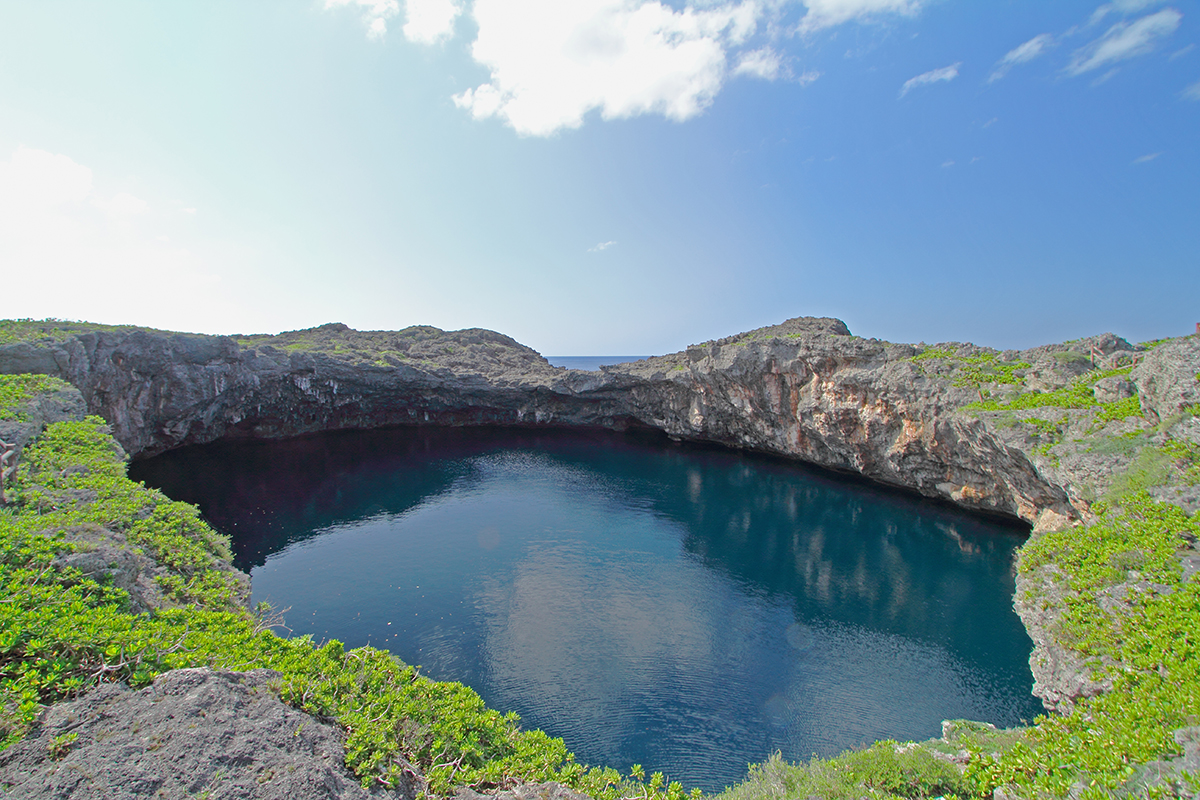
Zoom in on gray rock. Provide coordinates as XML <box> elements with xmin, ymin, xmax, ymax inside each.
<box><xmin>1092</xmin><ymin>375</ymin><xmax>1136</xmax><ymax>403</ymax></box>
<box><xmin>0</xmin><ymin>668</ymin><xmax>394</xmax><ymax>799</ymax></box>
<box><xmin>1133</xmin><ymin>337</ymin><xmax>1200</xmax><ymax>423</ymax></box>
<box><xmin>457</xmin><ymin>781</ymin><xmax>595</xmax><ymax>800</ymax></box>
<box><xmin>1014</xmin><ymin>565</ymin><xmax>1113</xmax><ymax>714</ymax></box>
<box><xmin>0</xmin><ymin>318</ymin><xmax>1076</xmax><ymax>526</ymax></box>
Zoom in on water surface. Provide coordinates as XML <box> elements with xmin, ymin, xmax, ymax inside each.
<box><xmin>131</xmin><ymin>426</ymin><xmax>1040</xmax><ymax>791</ymax></box>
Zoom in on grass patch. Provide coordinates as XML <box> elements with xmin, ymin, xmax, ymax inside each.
<box><xmin>0</xmin><ymin>319</ymin><xmax>153</xmax><ymax>346</ymax></box>
<box><xmin>907</xmin><ymin>347</ymin><xmax>1031</xmax><ymax>390</ymax></box>
<box><xmin>0</xmin><ymin>374</ymin><xmax>73</xmax><ymax>421</ymax></box>
<box><xmin>966</xmin><ymin>367</ymin><xmax>1134</xmax><ymax>413</ymax></box>
<box><xmin>714</xmin><ymin>744</ymin><xmax>967</xmax><ymax>800</ymax></box>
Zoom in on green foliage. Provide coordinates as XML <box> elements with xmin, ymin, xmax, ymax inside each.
<box><xmin>1092</xmin><ymin>396</ymin><xmax>1143</xmax><ymax>428</ymax></box>
<box><xmin>968</xmin><ymin>494</ymin><xmax>1200</xmax><ymax>798</ymax></box>
<box><xmin>0</xmin><ymin>319</ymin><xmax>154</xmax><ymax>346</ymax></box>
<box><xmin>906</xmin><ymin>347</ymin><xmax>1030</xmax><ymax>389</ymax></box>
<box><xmin>0</xmin><ymin>374</ymin><xmax>72</xmax><ymax>421</ymax></box>
<box><xmin>715</xmin><ymin>744</ymin><xmax>966</xmax><ymax>800</ymax></box>
<box><xmin>0</xmin><ymin>402</ymin><xmax>695</xmax><ymax>799</ymax></box>
<box><xmin>47</xmin><ymin>731</ymin><xmax>77</xmax><ymax>759</ymax></box>
<box><xmin>1106</xmin><ymin>447</ymin><xmax>1178</xmax><ymax>499</ymax></box>
<box><xmin>909</xmin><ymin>346</ymin><xmax>957</xmax><ymax>362</ymax></box>
<box><xmin>966</xmin><ymin>367</ymin><xmax>1134</xmax><ymax>413</ymax></box>
<box><xmin>1160</xmin><ymin>439</ymin><xmax>1200</xmax><ymax>486</ymax></box>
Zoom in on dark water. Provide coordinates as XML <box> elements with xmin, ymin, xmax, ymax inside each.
<box><xmin>130</xmin><ymin>426</ymin><xmax>1041</xmax><ymax>792</ymax></box>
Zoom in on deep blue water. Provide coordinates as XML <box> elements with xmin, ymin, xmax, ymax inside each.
<box><xmin>545</xmin><ymin>355</ymin><xmax>651</xmax><ymax>370</ymax></box>
<box><xmin>130</xmin><ymin>426</ymin><xmax>1041</xmax><ymax>792</ymax></box>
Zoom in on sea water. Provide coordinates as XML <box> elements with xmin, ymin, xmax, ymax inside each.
<box><xmin>131</xmin><ymin>425</ymin><xmax>1041</xmax><ymax>791</ymax></box>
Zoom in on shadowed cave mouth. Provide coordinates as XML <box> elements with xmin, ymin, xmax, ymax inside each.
<box><xmin>130</xmin><ymin>424</ymin><xmax>1041</xmax><ymax>793</ymax></box>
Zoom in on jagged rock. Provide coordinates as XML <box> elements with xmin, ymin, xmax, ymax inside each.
<box><xmin>0</xmin><ymin>668</ymin><xmax>395</xmax><ymax>800</ymax></box>
<box><xmin>0</xmin><ymin>318</ymin><xmax>1076</xmax><ymax>526</ymax></box>
<box><xmin>1133</xmin><ymin>337</ymin><xmax>1200</xmax><ymax>423</ymax></box>
<box><xmin>457</xmin><ymin>781</ymin><xmax>595</xmax><ymax>800</ymax></box>
<box><xmin>1092</xmin><ymin>375</ymin><xmax>1135</xmax><ymax>403</ymax></box>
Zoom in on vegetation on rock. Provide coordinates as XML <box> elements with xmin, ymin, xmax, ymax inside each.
<box><xmin>3</xmin><ymin>323</ymin><xmax>1199</xmax><ymax>799</ymax></box>
<box><xmin>0</xmin><ymin>380</ymin><xmax>693</xmax><ymax>800</ymax></box>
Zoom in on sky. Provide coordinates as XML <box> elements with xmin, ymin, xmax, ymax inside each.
<box><xmin>1</xmin><ymin>0</ymin><xmax>1197</xmax><ymax>355</ymax></box>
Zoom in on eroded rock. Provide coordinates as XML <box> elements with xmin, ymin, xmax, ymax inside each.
<box><xmin>0</xmin><ymin>668</ymin><xmax>395</xmax><ymax>800</ymax></box>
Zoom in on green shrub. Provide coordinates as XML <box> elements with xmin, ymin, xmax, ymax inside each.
<box><xmin>969</xmin><ymin>494</ymin><xmax>1200</xmax><ymax>798</ymax></box>
<box><xmin>0</xmin><ymin>374</ymin><xmax>72</xmax><ymax>421</ymax></box>
<box><xmin>0</xmin><ymin>407</ymin><xmax>695</xmax><ymax>799</ymax></box>
<box><xmin>715</xmin><ymin>744</ymin><xmax>966</xmax><ymax>800</ymax></box>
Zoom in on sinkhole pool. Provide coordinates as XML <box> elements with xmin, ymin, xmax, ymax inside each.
<box><xmin>130</xmin><ymin>425</ymin><xmax>1042</xmax><ymax>792</ymax></box>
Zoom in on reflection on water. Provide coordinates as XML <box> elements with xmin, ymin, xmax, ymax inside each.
<box><xmin>131</xmin><ymin>426</ymin><xmax>1040</xmax><ymax>791</ymax></box>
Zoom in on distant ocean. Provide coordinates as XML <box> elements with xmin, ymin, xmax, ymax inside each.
<box><xmin>545</xmin><ymin>356</ymin><xmax>651</xmax><ymax>371</ymax></box>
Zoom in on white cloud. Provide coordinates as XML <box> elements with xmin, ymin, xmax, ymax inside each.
<box><xmin>797</xmin><ymin>0</ymin><xmax>922</xmax><ymax>33</ymax></box>
<box><xmin>735</xmin><ymin>47</ymin><xmax>783</xmax><ymax>79</ymax></box>
<box><xmin>795</xmin><ymin>68</ymin><xmax>822</xmax><ymax>85</ymax></box>
<box><xmin>326</xmin><ymin>0</ymin><xmax>401</xmax><ymax>40</ymax></box>
<box><xmin>0</xmin><ymin>146</ymin><xmax>227</xmax><ymax>327</ymax></box>
<box><xmin>404</xmin><ymin>0</ymin><xmax>462</xmax><ymax>44</ymax></box>
<box><xmin>1131</xmin><ymin>151</ymin><xmax>1162</xmax><ymax>163</ymax></box>
<box><xmin>453</xmin><ymin>0</ymin><xmax>762</xmax><ymax>136</ymax></box>
<box><xmin>1089</xmin><ymin>0</ymin><xmax>1168</xmax><ymax>27</ymax></box>
<box><xmin>1184</xmin><ymin>79</ymin><xmax>1200</xmax><ymax>100</ymax></box>
<box><xmin>1066</xmin><ymin>8</ymin><xmax>1182</xmax><ymax>76</ymax></box>
<box><xmin>899</xmin><ymin>62</ymin><xmax>960</xmax><ymax>98</ymax></box>
<box><xmin>941</xmin><ymin>160</ymin><xmax>954</xmax><ymax>167</ymax></box>
<box><xmin>97</xmin><ymin>192</ymin><xmax>149</xmax><ymax>217</ymax></box>
<box><xmin>589</xmin><ymin>240</ymin><xmax>617</xmax><ymax>252</ymax></box>
<box><xmin>988</xmin><ymin>33</ymin><xmax>1054</xmax><ymax>82</ymax></box>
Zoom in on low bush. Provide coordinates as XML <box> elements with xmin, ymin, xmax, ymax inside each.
<box><xmin>0</xmin><ymin>409</ymin><xmax>696</xmax><ymax>799</ymax></box>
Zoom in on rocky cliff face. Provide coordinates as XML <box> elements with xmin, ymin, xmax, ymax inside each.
<box><xmin>0</xmin><ymin>317</ymin><xmax>1084</xmax><ymax>529</ymax></box>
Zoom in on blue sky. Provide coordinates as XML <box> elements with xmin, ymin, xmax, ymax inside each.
<box><xmin>1</xmin><ymin>0</ymin><xmax>1196</xmax><ymax>354</ymax></box>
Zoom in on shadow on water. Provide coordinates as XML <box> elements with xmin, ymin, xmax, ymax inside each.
<box><xmin>132</xmin><ymin>425</ymin><xmax>1042</xmax><ymax>792</ymax></box>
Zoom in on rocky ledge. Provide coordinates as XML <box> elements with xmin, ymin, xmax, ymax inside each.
<box><xmin>8</xmin><ymin>316</ymin><xmax>1188</xmax><ymax>530</ymax></box>
<box><xmin>0</xmin><ymin>668</ymin><xmax>390</xmax><ymax>800</ymax></box>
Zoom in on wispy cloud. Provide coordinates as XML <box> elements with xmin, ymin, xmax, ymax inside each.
<box><xmin>899</xmin><ymin>62</ymin><xmax>961</xmax><ymax>98</ymax></box>
<box><xmin>325</xmin><ymin>0</ymin><xmax>400</xmax><ymax>40</ymax></box>
<box><xmin>1066</xmin><ymin>8</ymin><xmax>1182</xmax><ymax>76</ymax></box>
<box><xmin>797</xmin><ymin>0</ymin><xmax>923</xmax><ymax>33</ymax></box>
<box><xmin>1132</xmin><ymin>151</ymin><xmax>1163</xmax><ymax>164</ymax></box>
<box><xmin>735</xmin><ymin>47</ymin><xmax>785</xmax><ymax>80</ymax></box>
<box><xmin>588</xmin><ymin>240</ymin><xmax>617</xmax><ymax>252</ymax></box>
<box><xmin>989</xmin><ymin>33</ymin><xmax>1054</xmax><ymax>82</ymax></box>
<box><xmin>1089</xmin><ymin>0</ymin><xmax>1169</xmax><ymax>27</ymax></box>
<box><xmin>403</xmin><ymin>0</ymin><xmax>462</xmax><ymax>43</ymax></box>
<box><xmin>1184</xmin><ymin>79</ymin><xmax>1200</xmax><ymax>100</ymax></box>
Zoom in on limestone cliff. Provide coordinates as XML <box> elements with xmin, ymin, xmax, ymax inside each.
<box><xmin>0</xmin><ymin>317</ymin><xmax>1084</xmax><ymax>529</ymax></box>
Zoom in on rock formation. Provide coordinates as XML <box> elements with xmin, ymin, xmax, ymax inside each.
<box><xmin>0</xmin><ymin>317</ymin><xmax>1098</xmax><ymax>529</ymax></box>
<box><xmin>2</xmin><ymin>314</ymin><xmax>1199</xmax><ymax>792</ymax></box>
<box><xmin>0</xmin><ymin>668</ymin><xmax>395</xmax><ymax>799</ymax></box>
